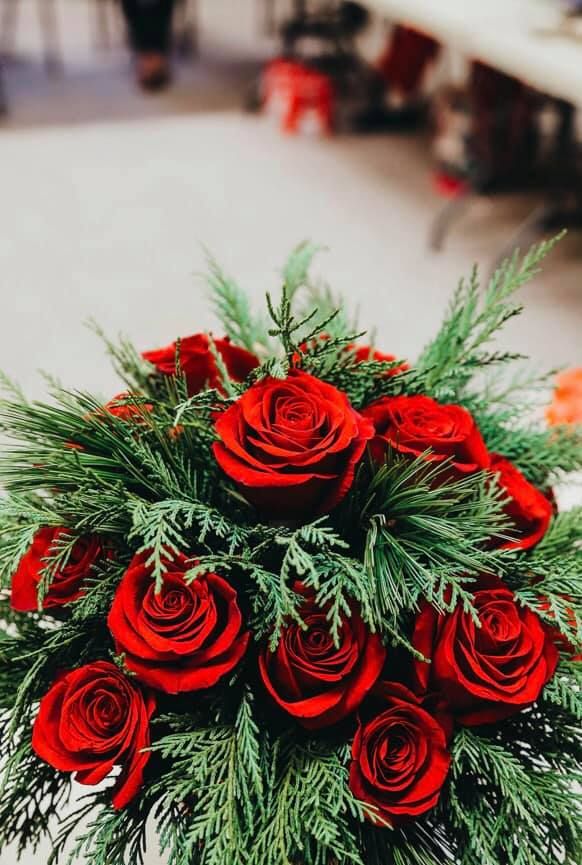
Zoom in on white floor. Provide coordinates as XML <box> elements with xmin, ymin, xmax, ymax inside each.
<box><xmin>0</xmin><ymin>3</ymin><xmax>581</xmax><ymax>865</ymax></box>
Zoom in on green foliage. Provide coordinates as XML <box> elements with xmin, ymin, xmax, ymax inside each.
<box><xmin>357</xmin><ymin>450</ymin><xmax>509</xmax><ymax>627</ymax></box>
<box><xmin>448</xmin><ymin>725</ymin><xmax>581</xmax><ymax>865</ymax></box>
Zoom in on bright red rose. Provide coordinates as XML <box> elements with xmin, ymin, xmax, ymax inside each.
<box><xmin>32</xmin><ymin>661</ymin><xmax>155</xmax><ymax>809</ymax></box>
<box><xmin>258</xmin><ymin>586</ymin><xmax>386</xmax><ymax>729</ymax></box>
<box><xmin>362</xmin><ymin>394</ymin><xmax>490</xmax><ymax>474</ymax></box>
<box><xmin>142</xmin><ymin>333</ymin><xmax>259</xmax><ymax>396</ymax></box>
<box><xmin>212</xmin><ymin>370</ymin><xmax>374</xmax><ymax>518</ymax></box>
<box><xmin>411</xmin><ymin>576</ymin><xmax>559</xmax><ymax>725</ymax></box>
<box><xmin>108</xmin><ymin>552</ymin><xmax>249</xmax><ymax>694</ymax></box>
<box><xmin>490</xmin><ymin>453</ymin><xmax>553</xmax><ymax>551</ymax></box>
<box><xmin>350</xmin><ymin>344</ymin><xmax>409</xmax><ymax>376</ymax></box>
<box><xmin>349</xmin><ymin>681</ymin><xmax>450</xmax><ymax>825</ymax></box>
<box><xmin>11</xmin><ymin>527</ymin><xmax>101</xmax><ymax>612</ymax></box>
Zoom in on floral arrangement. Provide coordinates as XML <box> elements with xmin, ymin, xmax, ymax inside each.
<box><xmin>0</xmin><ymin>240</ymin><xmax>580</xmax><ymax>865</ymax></box>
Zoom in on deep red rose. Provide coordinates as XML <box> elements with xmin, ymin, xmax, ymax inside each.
<box><xmin>11</xmin><ymin>527</ymin><xmax>101</xmax><ymax>612</ymax></box>
<box><xmin>212</xmin><ymin>370</ymin><xmax>374</xmax><ymax>518</ymax></box>
<box><xmin>142</xmin><ymin>333</ymin><xmax>259</xmax><ymax>396</ymax></box>
<box><xmin>258</xmin><ymin>586</ymin><xmax>386</xmax><ymax>729</ymax></box>
<box><xmin>108</xmin><ymin>552</ymin><xmax>249</xmax><ymax>694</ymax></box>
<box><xmin>349</xmin><ymin>681</ymin><xmax>450</xmax><ymax>825</ymax></box>
<box><xmin>362</xmin><ymin>394</ymin><xmax>490</xmax><ymax>474</ymax></box>
<box><xmin>350</xmin><ymin>344</ymin><xmax>409</xmax><ymax>376</ymax></box>
<box><xmin>411</xmin><ymin>576</ymin><xmax>559</xmax><ymax>725</ymax></box>
<box><xmin>102</xmin><ymin>392</ymin><xmax>153</xmax><ymax>422</ymax></box>
<box><xmin>32</xmin><ymin>661</ymin><xmax>155</xmax><ymax>809</ymax></box>
<box><xmin>490</xmin><ymin>453</ymin><xmax>553</xmax><ymax>551</ymax></box>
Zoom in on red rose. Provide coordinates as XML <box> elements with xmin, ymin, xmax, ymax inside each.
<box><xmin>349</xmin><ymin>681</ymin><xmax>450</xmax><ymax>825</ymax></box>
<box><xmin>490</xmin><ymin>453</ymin><xmax>553</xmax><ymax>551</ymax></box>
<box><xmin>212</xmin><ymin>370</ymin><xmax>374</xmax><ymax>518</ymax></box>
<box><xmin>350</xmin><ymin>344</ymin><xmax>409</xmax><ymax>376</ymax></box>
<box><xmin>412</xmin><ymin>576</ymin><xmax>559</xmax><ymax>725</ymax></box>
<box><xmin>258</xmin><ymin>586</ymin><xmax>385</xmax><ymax>729</ymax></box>
<box><xmin>142</xmin><ymin>333</ymin><xmax>259</xmax><ymax>396</ymax></box>
<box><xmin>102</xmin><ymin>392</ymin><xmax>153</xmax><ymax>422</ymax></box>
<box><xmin>32</xmin><ymin>661</ymin><xmax>155</xmax><ymax>809</ymax></box>
<box><xmin>11</xmin><ymin>527</ymin><xmax>101</xmax><ymax>612</ymax></box>
<box><xmin>107</xmin><ymin>552</ymin><xmax>249</xmax><ymax>693</ymax></box>
<box><xmin>362</xmin><ymin>394</ymin><xmax>490</xmax><ymax>474</ymax></box>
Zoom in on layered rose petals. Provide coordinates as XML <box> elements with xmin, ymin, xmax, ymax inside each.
<box><xmin>32</xmin><ymin>661</ymin><xmax>155</xmax><ymax>809</ymax></box>
<box><xmin>259</xmin><ymin>587</ymin><xmax>385</xmax><ymax>728</ymax></box>
<box><xmin>490</xmin><ymin>454</ymin><xmax>553</xmax><ymax>551</ymax></box>
<box><xmin>412</xmin><ymin>576</ymin><xmax>559</xmax><ymax>725</ymax></box>
<box><xmin>349</xmin><ymin>682</ymin><xmax>450</xmax><ymax>825</ymax></box>
<box><xmin>143</xmin><ymin>333</ymin><xmax>259</xmax><ymax>396</ymax></box>
<box><xmin>362</xmin><ymin>394</ymin><xmax>490</xmax><ymax>475</ymax></box>
<box><xmin>213</xmin><ymin>370</ymin><xmax>374</xmax><ymax>518</ymax></box>
<box><xmin>108</xmin><ymin>552</ymin><xmax>249</xmax><ymax>694</ymax></box>
<box><xmin>11</xmin><ymin>527</ymin><xmax>101</xmax><ymax>612</ymax></box>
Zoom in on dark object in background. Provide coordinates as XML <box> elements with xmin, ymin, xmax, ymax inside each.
<box><xmin>121</xmin><ymin>0</ymin><xmax>176</xmax><ymax>89</ymax></box>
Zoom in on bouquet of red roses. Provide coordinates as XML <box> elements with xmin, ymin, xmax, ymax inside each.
<box><xmin>0</xmin><ymin>240</ymin><xmax>580</xmax><ymax>865</ymax></box>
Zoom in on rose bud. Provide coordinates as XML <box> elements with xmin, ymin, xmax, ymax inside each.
<box><xmin>411</xmin><ymin>576</ymin><xmax>559</xmax><ymax>725</ymax></box>
<box><xmin>107</xmin><ymin>552</ymin><xmax>249</xmax><ymax>694</ymax></box>
<box><xmin>102</xmin><ymin>392</ymin><xmax>153</xmax><ymax>422</ymax></box>
<box><xmin>32</xmin><ymin>661</ymin><xmax>155</xmax><ymax>809</ymax></box>
<box><xmin>258</xmin><ymin>586</ymin><xmax>385</xmax><ymax>729</ymax></box>
<box><xmin>362</xmin><ymin>394</ymin><xmax>490</xmax><ymax>475</ymax></box>
<box><xmin>350</xmin><ymin>344</ymin><xmax>409</xmax><ymax>376</ymax></box>
<box><xmin>11</xmin><ymin>527</ymin><xmax>101</xmax><ymax>612</ymax></box>
<box><xmin>349</xmin><ymin>681</ymin><xmax>450</xmax><ymax>825</ymax></box>
<box><xmin>213</xmin><ymin>370</ymin><xmax>374</xmax><ymax>519</ymax></box>
<box><xmin>142</xmin><ymin>333</ymin><xmax>259</xmax><ymax>396</ymax></box>
<box><xmin>490</xmin><ymin>453</ymin><xmax>553</xmax><ymax>551</ymax></box>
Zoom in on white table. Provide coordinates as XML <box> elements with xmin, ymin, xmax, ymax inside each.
<box><xmin>369</xmin><ymin>0</ymin><xmax>582</xmax><ymax>105</ymax></box>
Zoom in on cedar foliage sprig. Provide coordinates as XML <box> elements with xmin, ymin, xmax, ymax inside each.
<box><xmin>0</xmin><ymin>238</ymin><xmax>580</xmax><ymax>865</ymax></box>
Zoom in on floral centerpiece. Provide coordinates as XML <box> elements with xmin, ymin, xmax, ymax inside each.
<box><xmin>0</xmin><ymin>239</ymin><xmax>580</xmax><ymax>865</ymax></box>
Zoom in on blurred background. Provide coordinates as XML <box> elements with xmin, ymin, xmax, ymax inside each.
<box><xmin>0</xmin><ymin>1</ymin><xmax>581</xmax><ymax>859</ymax></box>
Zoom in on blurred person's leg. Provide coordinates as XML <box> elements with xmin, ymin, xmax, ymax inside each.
<box><xmin>121</xmin><ymin>0</ymin><xmax>176</xmax><ymax>90</ymax></box>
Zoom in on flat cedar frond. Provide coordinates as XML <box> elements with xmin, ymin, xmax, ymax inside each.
<box><xmin>0</xmin><ymin>239</ymin><xmax>580</xmax><ymax>865</ymax></box>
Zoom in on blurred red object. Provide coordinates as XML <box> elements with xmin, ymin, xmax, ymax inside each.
<box><xmin>546</xmin><ymin>368</ymin><xmax>582</xmax><ymax>426</ymax></box>
<box><xmin>432</xmin><ymin>171</ymin><xmax>468</xmax><ymax>198</ymax></box>
<box><xmin>263</xmin><ymin>59</ymin><xmax>334</xmax><ymax>135</ymax></box>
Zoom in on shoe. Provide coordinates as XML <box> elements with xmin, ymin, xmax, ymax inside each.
<box><xmin>136</xmin><ymin>53</ymin><xmax>171</xmax><ymax>91</ymax></box>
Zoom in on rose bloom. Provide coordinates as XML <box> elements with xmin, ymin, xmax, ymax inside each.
<box><xmin>258</xmin><ymin>586</ymin><xmax>385</xmax><ymax>729</ymax></box>
<box><xmin>362</xmin><ymin>394</ymin><xmax>490</xmax><ymax>474</ymax></box>
<box><xmin>412</xmin><ymin>576</ymin><xmax>559</xmax><ymax>725</ymax></box>
<box><xmin>142</xmin><ymin>333</ymin><xmax>259</xmax><ymax>396</ymax></box>
<box><xmin>213</xmin><ymin>370</ymin><xmax>374</xmax><ymax>518</ymax></box>
<box><xmin>490</xmin><ymin>453</ymin><xmax>553</xmax><ymax>551</ymax></box>
<box><xmin>349</xmin><ymin>681</ymin><xmax>450</xmax><ymax>825</ymax></box>
<box><xmin>11</xmin><ymin>527</ymin><xmax>101</xmax><ymax>612</ymax></box>
<box><xmin>32</xmin><ymin>661</ymin><xmax>155</xmax><ymax>809</ymax></box>
<box><xmin>108</xmin><ymin>552</ymin><xmax>249</xmax><ymax>694</ymax></box>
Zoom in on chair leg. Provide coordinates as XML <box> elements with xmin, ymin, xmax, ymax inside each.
<box><xmin>429</xmin><ymin>190</ymin><xmax>474</xmax><ymax>252</ymax></box>
<box><xmin>175</xmin><ymin>0</ymin><xmax>198</xmax><ymax>59</ymax></box>
<box><xmin>93</xmin><ymin>0</ymin><xmax>111</xmax><ymax>50</ymax></box>
<box><xmin>37</xmin><ymin>0</ymin><xmax>62</xmax><ymax>74</ymax></box>
<box><xmin>0</xmin><ymin>59</ymin><xmax>7</xmax><ymax>116</ymax></box>
<box><xmin>0</xmin><ymin>0</ymin><xmax>19</xmax><ymax>58</ymax></box>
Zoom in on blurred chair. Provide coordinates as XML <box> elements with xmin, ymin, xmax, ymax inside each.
<box><xmin>0</xmin><ymin>0</ymin><xmax>61</xmax><ymax>73</ymax></box>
